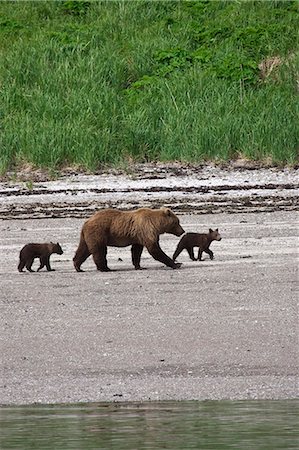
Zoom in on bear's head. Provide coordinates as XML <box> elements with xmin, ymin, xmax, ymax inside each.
<box><xmin>209</xmin><ymin>229</ymin><xmax>222</xmax><ymax>241</ymax></box>
<box><xmin>161</xmin><ymin>208</ymin><xmax>185</xmax><ymax>236</ymax></box>
<box><xmin>50</xmin><ymin>242</ymin><xmax>64</xmax><ymax>254</ymax></box>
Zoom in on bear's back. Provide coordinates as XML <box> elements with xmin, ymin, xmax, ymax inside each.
<box><xmin>20</xmin><ymin>243</ymin><xmax>51</xmax><ymax>258</ymax></box>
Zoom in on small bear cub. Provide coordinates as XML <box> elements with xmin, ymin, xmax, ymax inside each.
<box><xmin>173</xmin><ymin>229</ymin><xmax>221</xmax><ymax>262</ymax></box>
<box><xmin>18</xmin><ymin>242</ymin><xmax>63</xmax><ymax>272</ymax></box>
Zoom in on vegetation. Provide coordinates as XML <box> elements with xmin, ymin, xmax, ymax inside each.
<box><xmin>0</xmin><ymin>0</ymin><xmax>298</xmax><ymax>173</ymax></box>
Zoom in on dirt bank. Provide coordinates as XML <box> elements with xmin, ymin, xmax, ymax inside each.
<box><xmin>1</xmin><ymin>164</ymin><xmax>298</xmax><ymax>219</ymax></box>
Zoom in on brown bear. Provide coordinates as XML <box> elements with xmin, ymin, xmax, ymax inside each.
<box><xmin>73</xmin><ymin>207</ymin><xmax>185</xmax><ymax>272</ymax></box>
<box><xmin>18</xmin><ymin>242</ymin><xmax>63</xmax><ymax>272</ymax></box>
<box><xmin>173</xmin><ymin>229</ymin><xmax>222</xmax><ymax>262</ymax></box>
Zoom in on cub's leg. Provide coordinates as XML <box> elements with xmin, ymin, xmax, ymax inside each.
<box><xmin>45</xmin><ymin>256</ymin><xmax>54</xmax><ymax>271</ymax></box>
<box><xmin>92</xmin><ymin>245</ymin><xmax>111</xmax><ymax>272</ymax></box>
<box><xmin>186</xmin><ymin>246</ymin><xmax>196</xmax><ymax>261</ymax></box>
<box><xmin>37</xmin><ymin>257</ymin><xmax>45</xmax><ymax>272</ymax></box>
<box><xmin>205</xmin><ymin>249</ymin><xmax>214</xmax><ymax>260</ymax></box>
<box><xmin>37</xmin><ymin>256</ymin><xmax>53</xmax><ymax>271</ymax></box>
<box><xmin>18</xmin><ymin>259</ymin><xmax>26</xmax><ymax>272</ymax></box>
<box><xmin>25</xmin><ymin>258</ymin><xmax>35</xmax><ymax>272</ymax></box>
<box><xmin>42</xmin><ymin>255</ymin><xmax>55</xmax><ymax>272</ymax></box>
<box><xmin>198</xmin><ymin>248</ymin><xmax>203</xmax><ymax>261</ymax></box>
<box><xmin>131</xmin><ymin>244</ymin><xmax>144</xmax><ymax>270</ymax></box>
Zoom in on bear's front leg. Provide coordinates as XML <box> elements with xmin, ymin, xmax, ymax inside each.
<box><xmin>147</xmin><ymin>242</ymin><xmax>181</xmax><ymax>269</ymax></box>
<box><xmin>131</xmin><ymin>244</ymin><xmax>144</xmax><ymax>269</ymax></box>
<box><xmin>37</xmin><ymin>257</ymin><xmax>45</xmax><ymax>272</ymax></box>
<box><xmin>206</xmin><ymin>249</ymin><xmax>214</xmax><ymax>260</ymax></box>
<box><xmin>45</xmin><ymin>256</ymin><xmax>54</xmax><ymax>271</ymax></box>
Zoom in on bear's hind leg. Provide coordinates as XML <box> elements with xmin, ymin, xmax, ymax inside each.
<box><xmin>131</xmin><ymin>244</ymin><xmax>144</xmax><ymax>269</ymax></box>
<box><xmin>25</xmin><ymin>258</ymin><xmax>35</xmax><ymax>272</ymax></box>
<box><xmin>187</xmin><ymin>247</ymin><xmax>196</xmax><ymax>261</ymax></box>
<box><xmin>92</xmin><ymin>245</ymin><xmax>111</xmax><ymax>272</ymax></box>
<box><xmin>18</xmin><ymin>259</ymin><xmax>26</xmax><ymax>272</ymax></box>
<box><xmin>73</xmin><ymin>238</ymin><xmax>91</xmax><ymax>272</ymax></box>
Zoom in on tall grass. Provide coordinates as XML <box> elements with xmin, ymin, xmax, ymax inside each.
<box><xmin>0</xmin><ymin>0</ymin><xmax>298</xmax><ymax>174</ymax></box>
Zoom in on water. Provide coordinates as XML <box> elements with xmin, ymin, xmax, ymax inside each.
<box><xmin>1</xmin><ymin>400</ymin><xmax>298</xmax><ymax>449</ymax></box>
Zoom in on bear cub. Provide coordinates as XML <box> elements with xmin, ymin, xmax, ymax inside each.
<box><xmin>173</xmin><ymin>229</ymin><xmax>221</xmax><ymax>262</ymax></box>
<box><xmin>18</xmin><ymin>242</ymin><xmax>63</xmax><ymax>272</ymax></box>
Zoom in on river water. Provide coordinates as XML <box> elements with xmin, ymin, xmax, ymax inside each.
<box><xmin>1</xmin><ymin>400</ymin><xmax>298</xmax><ymax>449</ymax></box>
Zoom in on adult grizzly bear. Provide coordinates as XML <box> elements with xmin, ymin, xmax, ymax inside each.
<box><xmin>73</xmin><ymin>207</ymin><xmax>184</xmax><ymax>272</ymax></box>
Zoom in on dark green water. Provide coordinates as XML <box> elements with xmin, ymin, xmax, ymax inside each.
<box><xmin>1</xmin><ymin>400</ymin><xmax>298</xmax><ymax>450</ymax></box>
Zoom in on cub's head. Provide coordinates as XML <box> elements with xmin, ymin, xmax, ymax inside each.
<box><xmin>161</xmin><ymin>207</ymin><xmax>185</xmax><ymax>236</ymax></box>
<box><xmin>51</xmin><ymin>242</ymin><xmax>64</xmax><ymax>255</ymax></box>
<box><xmin>209</xmin><ymin>228</ymin><xmax>222</xmax><ymax>241</ymax></box>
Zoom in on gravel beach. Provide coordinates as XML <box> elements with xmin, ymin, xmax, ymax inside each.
<box><xmin>1</xmin><ymin>166</ymin><xmax>298</xmax><ymax>405</ymax></box>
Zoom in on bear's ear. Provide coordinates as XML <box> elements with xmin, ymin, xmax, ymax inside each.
<box><xmin>161</xmin><ymin>207</ymin><xmax>171</xmax><ymax>216</ymax></box>
<box><xmin>215</xmin><ymin>228</ymin><xmax>218</xmax><ymax>232</ymax></box>
<box><xmin>209</xmin><ymin>229</ymin><xmax>213</xmax><ymax>233</ymax></box>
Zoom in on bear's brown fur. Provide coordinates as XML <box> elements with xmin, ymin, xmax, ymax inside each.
<box><xmin>73</xmin><ymin>207</ymin><xmax>184</xmax><ymax>272</ymax></box>
<box><xmin>173</xmin><ymin>229</ymin><xmax>222</xmax><ymax>262</ymax></box>
<box><xmin>18</xmin><ymin>242</ymin><xmax>63</xmax><ymax>272</ymax></box>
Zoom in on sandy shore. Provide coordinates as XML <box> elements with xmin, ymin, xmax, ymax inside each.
<box><xmin>1</xmin><ymin>208</ymin><xmax>298</xmax><ymax>405</ymax></box>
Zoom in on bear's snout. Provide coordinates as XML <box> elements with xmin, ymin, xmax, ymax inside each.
<box><xmin>175</xmin><ymin>225</ymin><xmax>185</xmax><ymax>236</ymax></box>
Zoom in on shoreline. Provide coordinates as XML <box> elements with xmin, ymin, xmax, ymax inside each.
<box><xmin>1</xmin><ymin>164</ymin><xmax>298</xmax><ymax>219</ymax></box>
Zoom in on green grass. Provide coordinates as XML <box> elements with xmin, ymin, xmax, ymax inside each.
<box><xmin>0</xmin><ymin>0</ymin><xmax>298</xmax><ymax>174</ymax></box>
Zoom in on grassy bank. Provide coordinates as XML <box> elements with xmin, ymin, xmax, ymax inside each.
<box><xmin>0</xmin><ymin>0</ymin><xmax>298</xmax><ymax>174</ymax></box>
